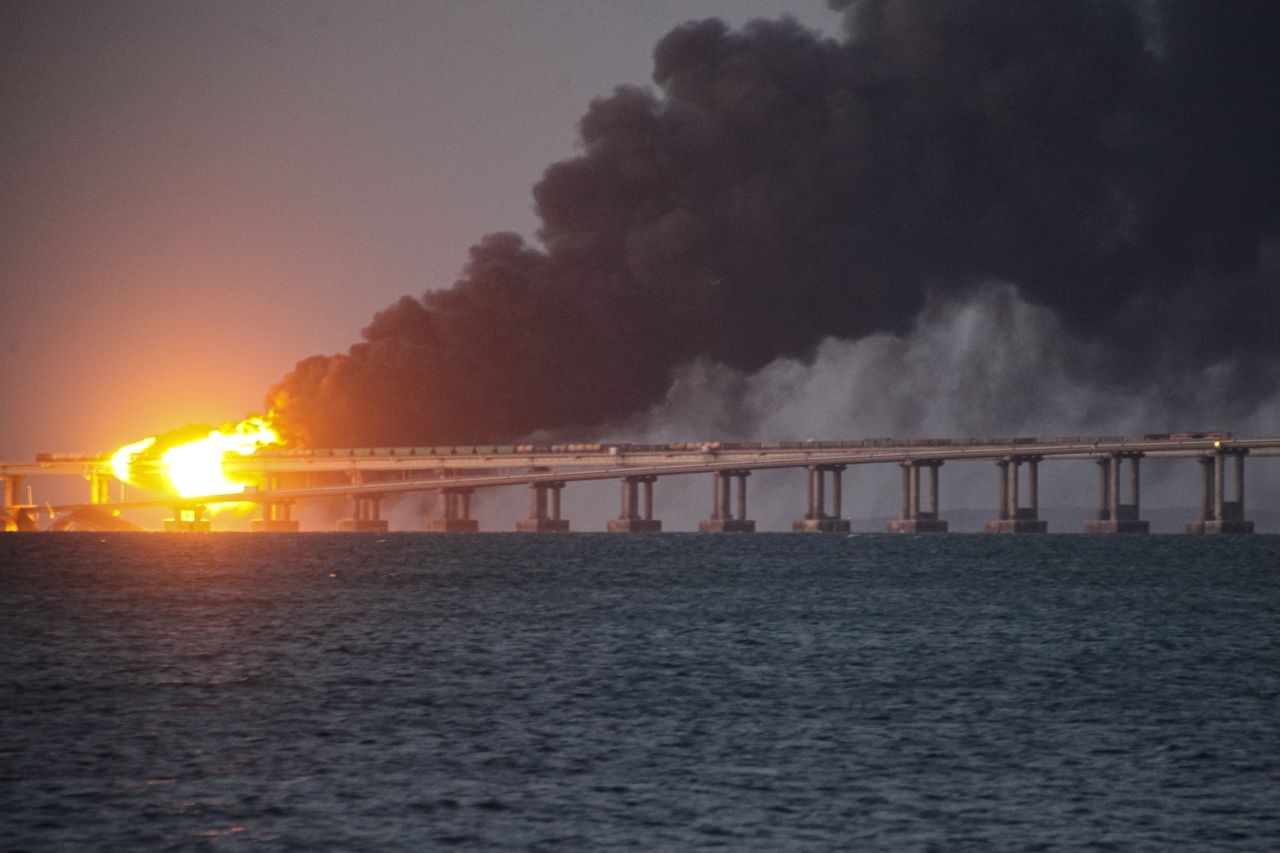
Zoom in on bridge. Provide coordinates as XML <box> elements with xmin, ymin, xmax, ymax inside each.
<box><xmin>3</xmin><ymin>434</ymin><xmax>1277</xmax><ymax>534</ymax></box>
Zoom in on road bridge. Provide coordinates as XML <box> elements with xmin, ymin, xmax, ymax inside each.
<box><xmin>3</xmin><ymin>434</ymin><xmax>1277</xmax><ymax>533</ymax></box>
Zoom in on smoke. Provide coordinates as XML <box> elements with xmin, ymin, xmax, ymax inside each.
<box><xmin>269</xmin><ymin>1</ymin><xmax>1280</xmax><ymax>447</ymax></box>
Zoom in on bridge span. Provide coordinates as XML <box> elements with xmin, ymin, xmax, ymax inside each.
<box><xmin>3</xmin><ymin>434</ymin><xmax>1277</xmax><ymax>533</ymax></box>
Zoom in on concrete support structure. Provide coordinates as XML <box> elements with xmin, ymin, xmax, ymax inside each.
<box><xmin>608</xmin><ymin>475</ymin><xmax>661</xmax><ymax>532</ymax></box>
<box><xmin>888</xmin><ymin>460</ymin><xmax>948</xmax><ymax>533</ymax></box>
<box><xmin>794</xmin><ymin>465</ymin><xmax>851</xmax><ymax>533</ymax></box>
<box><xmin>700</xmin><ymin>470</ymin><xmax>755</xmax><ymax>533</ymax></box>
<box><xmin>164</xmin><ymin>505</ymin><xmax>211</xmax><ymax>533</ymax></box>
<box><xmin>339</xmin><ymin>494</ymin><xmax>389</xmax><ymax>532</ymax></box>
<box><xmin>984</xmin><ymin>456</ymin><xmax>1047</xmax><ymax>533</ymax></box>
<box><xmin>89</xmin><ymin>472</ymin><xmax>112</xmax><ymax>505</ymax></box>
<box><xmin>1084</xmin><ymin>453</ymin><xmax>1149</xmax><ymax>533</ymax></box>
<box><xmin>1188</xmin><ymin>449</ymin><xmax>1254</xmax><ymax>533</ymax></box>
<box><xmin>425</xmin><ymin>487</ymin><xmax>479</xmax><ymax>532</ymax></box>
<box><xmin>253</xmin><ymin>473</ymin><xmax>300</xmax><ymax>532</ymax></box>
<box><xmin>518</xmin><ymin>481</ymin><xmax>569</xmax><ymax>532</ymax></box>
<box><xmin>1</xmin><ymin>475</ymin><xmax>36</xmax><ymax>531</ymax></box>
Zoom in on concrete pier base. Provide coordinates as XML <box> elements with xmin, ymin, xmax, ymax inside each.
<box><xmin>251</xmin><ymin>519</ymin><xmax>301</xmax><ymax>532</ymax></box>
<box><xmin>699</xmin><ymin>518</ymin><xmax>756</xmax><ymax>533</ymax></box>
<box><xmin>338</xmin><ymin>518</ymin><xmax>389</xmax><ymax>532</ymax></box>
<box><xmin>165</xmin><ymin>506</ymin><xmax>210</xmax><ymax>532</ymax></box>
<box><xmin>424</xmin><ymin>518</ymin><xmax>479</xmax><ymax>533</ymax></box>
<box><xmin>164</xmin><ymin>518</ymin><xmax>212</xmax><ymax>533</ymax></box>
<box><xmin>1083</xmin><ymin>519</ymin><xmax>1149</xmax><ymax>534</ymax></box>
<box><xmin>1189</xmin><ymin>519</ymin><xmax>1255</xmax><ymax>534</ymax></box>
<box><xmin>983</xmin><ymin>518</ymin><xmax>1048</xmax><ymax>534</ymax></box>
<box><xmin>792</xmin><ymin>518</ymin><xmax>851</xmax><ymax>533</ymax></box>
<box><xmin>516</xmin><ymin>518</ymin><xmax>570</xmax><ymax>533</ymax></box>
<box><xmin>887</xmin><ymin>517</ymin><xmax>948</xmax><ymax>533</ymax></box>
<box><xmin>607</xmin><ymin>518</ymin><xmax>662</xmax><ymax>533</ymax></box>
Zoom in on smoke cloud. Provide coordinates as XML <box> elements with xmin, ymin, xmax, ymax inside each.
<box><xmin>269</xmin><ymin>0</ymin><xmax>1280</xmax><ymax>447</ymax></box>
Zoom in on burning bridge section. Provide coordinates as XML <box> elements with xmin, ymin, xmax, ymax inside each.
<box><xmin>2</xmin><ymin>434</ymin><xmax>1275</xmax><ymax>534</ymax></box>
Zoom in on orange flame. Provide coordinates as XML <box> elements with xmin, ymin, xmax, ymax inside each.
<box><xmin>112</xmin><ymin>415</ymin><xmax>281</xmax><ymax>499</ymax></box>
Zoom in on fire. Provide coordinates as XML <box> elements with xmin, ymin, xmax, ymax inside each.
<box><xmin>111</xmin><ymin>436</ymin><xmax>156</xmax><ymax>482</ymax></box>
<box><xmin>111</xmin><ymin>415</ymin><xmax>281</xmax><ymax>499</ymax></box>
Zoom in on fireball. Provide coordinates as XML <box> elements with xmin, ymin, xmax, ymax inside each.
<box><xmin>111</xmin><ymin>415</ymin><xmax>281</xmax><ymax>499</ymax></box>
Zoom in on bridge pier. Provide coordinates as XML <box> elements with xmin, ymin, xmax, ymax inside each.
<box><xmin>1187</xmin><ymin>449</ymin><xmax>1253</xmax><ymax>533</ymax></box>
<box><xmin>1084</xmin><ymin>453</ymin><xmax>1148</xmax><ymax>533</ymax></box>
<box><xmin>984</xmin><ymin>456</ymin><xmax>1047</xmax><ymax>533</ymax></box>
<box><xmin>793</xmin><ymin>465</ymin><xmax>850</xmax><ymax>533</ymax></box>
<box><xmin>608</xmin><ymin>475</ymin><xmax>661</xmax><ymax>532</ymax></box>
<box><xmin>426</xmin><ymin>487</ymin><xmax>479</xmax><ymax>532</ymax></box>
<box><xmin>339</xmin><ymin>494</ymin><xmax>389</xmax><ymax>532</ymax></box>
<box><xmin>888</xmin><ymin>460</ymin><xmax>948</xmax><ymax>533</ymax></box>
<box><xmin>252</xmin><ymin>474</ymin><xmax>300</xmax><ymax>532</ymax></box>
<box><xmin>164</xmin><ymin>505</ymin><xmax>211</xmax><ymax>532</ymax></box>
<box><xmin>88</xmin><ymin>472</ymin><xmax>112</xmax><ymax>505</ymax></box>
<box><xmin>700</xmin><ymin>470</ymin><xmax>755</xmax><ymax>533</ymax></box>
<box><xmin>518</xmin><ymin>481</ymin><xmax>569</xmax><ymax>532</ymax></box>
<box><xmin>2</xmin><ymin>476</ymin><xmax>33</xmax><ymax>531</ymax></box>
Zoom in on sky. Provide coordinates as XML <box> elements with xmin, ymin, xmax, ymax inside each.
<box><xmin>0</xmin><ymin>0</ymin><xmax>839</xmax><ymax>460</ymax></box>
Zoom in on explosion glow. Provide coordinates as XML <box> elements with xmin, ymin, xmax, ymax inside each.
<box><xmin>112</xmin><ymin>416</ymin><xmax>281</xmax><ymax>499</ymax></box>
<box><xmin>110</xmin><ymin>436</ymin><xmax>156</xmax><ymax>483</ymax></box>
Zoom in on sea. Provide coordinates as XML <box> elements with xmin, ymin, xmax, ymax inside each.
<box><xmin>2</xmin><ymin>533</ymin><xmax>1278</xmax><ymax>852</ymax></box>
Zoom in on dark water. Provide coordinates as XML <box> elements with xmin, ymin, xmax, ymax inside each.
<box><xmin>2</xmin><ymin>533</ymin><xmax>1278</xmax><ymax>851</ymax></box>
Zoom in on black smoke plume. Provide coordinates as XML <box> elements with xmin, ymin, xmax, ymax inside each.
<box><xmin>269</xmin><ymin>0</ymin><xmax>1280</xmax><ymax>447</ymax></box>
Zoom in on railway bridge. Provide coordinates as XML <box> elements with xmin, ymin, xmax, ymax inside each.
<box><xmin>3</xmin><ymin>433</ymin><xmax>1277</xmax><ymax>533</ymax></box>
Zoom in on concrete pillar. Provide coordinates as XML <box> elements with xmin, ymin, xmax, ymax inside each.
<box><xmin>899</xmin><ymin>464</ymin><xmax>911</xmax><ymax>520</ymax></box>
<box><xmin>1234</xmin><ymin>452</ymin><xmax>1246</xmax><ymax>505</ymax></box>
<box><xmin>1097</xmin><ymin>458</ymin><xmax>1111</xmax><ymax>520</ymax></box>
<box><xmin>701</xmin><ymin>470</ymin><xmax>754</xmax><ymax>533</ymax></box>
<box><xmin>1027</xmin><ymin>458</ymin><xmax>1040</xmax><ymax>516</ymax></box>
<box><xmin>1195</xmin><ymin>450</ymin><xmax>1253</xmax><ymax>533</ymax></box>
<box><xmin>928</xmin><ymin>462</ymin><xmax>940</xmax><ymax>516</ymax></box>
<box><xmin>164</xmin><ymin>504</ymin><xmax>211</xmax><ymax>532</ymax></box>
<box><xmin>2</xmin><ymin>475</ymin><xmax>22</xmax><ymax>509</ymax></box>
<box><xmin>3</xmin><ymin>476</ymin><xmax>33</xmax><ymax>532</ymax></box>
<box><xmin>1086</xmin><ymin>453</ymin><xmax>1148</xmax><ymax>533</ymax></box>
<box><xmin>996</xmin><ymin>460</ymin><xmax>1010</xmax><ymax>521</ymax></box>
<box><xmin>253</xmin><ymin>500</ymin><xmax>299</xmax><ymax>532</ymax></box>
<box><xmin>89</xmin><ymin>473</ymin><xmax>112</xmax><ymax>505</ymax></box>
<box><xmin>424</xmin><ymin>487</ymin><xmax>477</xmax><ymax>533</ymax></box>
<box><xmin>610</xmin><ymin>476</ymin><xmax>661</xmax><ymax>532</ymax></box>
<box><xmin>519</xmin><ymin>482</ymin><xmax>569</xmax><ymax>532</ymax></box>
<box><xmin>889</xmin><ymin>460</ymin><xmax>947</xmax><ymax>533</ymax></box>
<box><xmin>1213</xmin><ymin>452</ymin><xmax>1225</xmax><ymax>524</ymax></box>
<box><xmin>795</xmin><ymin>466</ymin><xmax>850</xmax><ymax>532</ymax></box>
<box><xmin>1200</xmin><ymin>457</ymin><xmax>1214</xmax><ymax>521</ymax></box>
<box><xmin>712</xmin><ymin>472</ymin><xmax>730</xmax><ymax>520</ymax></box>
<box><xmin>1007</xmin><ymin>458</ymin><xmax>1020</xmax><ymax>520</ymax></box>
<box><xmin>986</xmin><ymin>456</ymin><xmax>1046</xmax><ymax>533</ymax></box>
<box><xmin>907</xmin><ymin>463</ymin><xmax>919</xmax><ymax>520</ymax></box>
<box><xmin>1109</xmin><ymin>455</ymin><xmax>1121</xmax><ymax>522</ymax></box>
